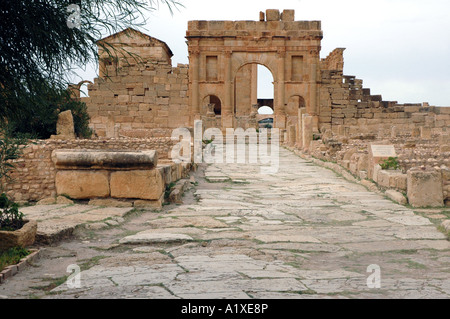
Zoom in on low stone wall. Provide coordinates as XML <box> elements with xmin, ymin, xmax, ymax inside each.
<box><xmin>283</xmin><ymin>62</ymin><xmax>450</xmax><ymax>208</ymax></box>
<box><xmin>301</xmin><ymin>137</ymin><xmax>449</xmax><ymax>207</ymax></box>
<box><xmin>3</xmin><ymin>138</ymin><xmax>177</xmax><ymax>202</ymax></box>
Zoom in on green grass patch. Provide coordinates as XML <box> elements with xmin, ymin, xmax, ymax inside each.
<box><xmin>78</xmin><ymin>255</ymin><xmax>108</xmax><ymax>271</ymax></box>
<box><xmin>31</xmin><ymin>276</ymin><xmax>68</xmax><ymax>292</ymax></box>
<box><xmin>0</xmin><ymin>247</ymin><xmax>30</xmax><ymax>272</ymax></box>
<box><xmin>396</xmin><ymin>258</ymin><xmax>427</xmax><ymax>270</ymax></box>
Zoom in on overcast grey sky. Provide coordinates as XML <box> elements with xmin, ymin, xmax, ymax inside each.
<box><xmin>75</xmin><ymin>0</ymin><xmax>450</xmax><ymax>106</ymax></box>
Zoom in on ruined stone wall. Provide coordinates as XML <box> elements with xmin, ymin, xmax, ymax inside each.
<box><xmin>284</xmin><ymin>47</ymin><xmax>450</xmax><ymax>207</ymax></box>
<box><xmin>301</xmin><ymin>67</ymin><xmax>450</xmax><ymax>206</ymax></box>
<box><xmin>321</xmin><ymin>71</ymin><xmax>450</xmax><ymax>138</ymax></box>
<box><xmin>84</xmin><ymin>61</ymin><xmax>189</xmax><ymax>138</ymax></box>
<box><xmin>3</xmin><ymin>138</ymin><xmax>176</xmax><ymax>202</ymax></box>
<box><xmin>83</xmin><ymin>56</ymin><xmax>190</xmax><ymax>139</ymax></box>
<box><xmin>318</xmin><ymin>69</ymin><xmax>450</xmax><ymax>165</ymax></box>
<box><xmin>321</xmin><ymin>48</ymin><xmax>345</xmax><ymax>72</ymax></box>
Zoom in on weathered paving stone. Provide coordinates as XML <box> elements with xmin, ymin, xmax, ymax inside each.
<box><xmin>258</xmin><ymin>243</ymin><xmax>342</xmax><ymax>253</ymax></box>
<box><xmin>253</xmin><ymin>234</ymin><xmax>321</xmax><ymax>244</ymax></box>
<box><xmin>119</xmin><ymin>232</ymin><xmax>194</xmax><ymax>244</ymax></box>
<box><xmin>146</xmin><ymin>217</ymin><xmax>228</xmax><ymax>229</ymax></box>
<box><xmin>386</xmin><ymin>215</ymin><xmax>433</xmax><ymax>226</ymax></box>
<box><xmin>341</xmin><ymin>240</ymin><xmax>450</xmax><ymax>253</ymax></box>
<box><xmin>2</xmin><ymin>148</ymin><xmax>449</xmax><ymax>299</ymax></box>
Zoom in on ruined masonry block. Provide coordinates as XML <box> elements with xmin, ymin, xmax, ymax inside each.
<box><xmin>266</xmin><ymin>9</ymin><xmax>280</xmax><ymax>21</ymax></box>
<box><xmin>407</xmin><ymin>169</ymin><xmax>444</xmax><ymax>208</ymax></box>
<box><xmin>368</xmin><ymin>144</ymin><xmax>397</xmax><ymax>180</ymax></box>
<box><xmin>281</xmin><ymin>10</ymin><xmax>295</xmax><ymax>22</ymax></box>
<box><xmin>52</xmin><ymin>150</ymin><xmax>157</xmax><ymax>171</ymax></box>
<box><xmin>56</xmin><ymin>171</ymin><xmax>110</xmax><ymax>199</ymax></box>
<box><xmin>0</xmin><ymin>220</ymin><xmax>38</xmax><ymax>252</ymax></box>
<box><xmin>110</xmin><ymin>170</ymin><xmax>164</xmax><ymax>201</ymax></box>
<box><xmin>385</xmin><ymin>190</ymin><xmax>407</xmax><ymax>205</ymax></box>
<box><xmin>50</xmin><ymin>110</ymin><xmax>75</xmax><ymax>140</ymax></box>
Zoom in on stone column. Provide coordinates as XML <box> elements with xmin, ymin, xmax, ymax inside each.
<box><xmin>297</xmin><ymin>107</ymin><xmax>306</xmax><ymax>148</ymax></box>
<box><xmin>275</xmin><ymin>50</ymin><xmax>286</xmax><ymax>129</ymax></box>
<box><xmin>302</xmin><ymin>114</ymin><xmax>314</xmax><ymax>152</ymax></box>
<box><xmin>222</xmin><ymin>51</ymin><xmax>234</xmax><ymax>129</ymax></box>
<box><xmin>248</xmin><ymin>104</ymin><xmax>259</xmax><ymax>130</ymax></box>
<box><xmin>190</xmin><ymin>50</ymin><xmax>200</xmax><ymax>120</ymax></box>
<box><xmin>308</xmin><ymin>50</ymin><xmax>320</xmax><ymax>134</ymax></box>
<box><xmin>251</xmin><ymin>104</ymin><xmax>259</xmax><ymax>118</ymax></box>
<box><xmin>309</xmin><ymin>63</ymin><xmax>318</xmax><ymax>116</ymax></box>
<box><xmin>288</xmin><ymin>125</ymin><xmax>296</xmax><ymax>147</ymax></box>
<box><xmin>207</xmin><ymin>104</ymin><xmax>215</xmax><ymax>117</ymax></box>
<box><xmin>251</xmin><ymin>64</ymin><xmax>258</xmax><ymax>106</ymax></box>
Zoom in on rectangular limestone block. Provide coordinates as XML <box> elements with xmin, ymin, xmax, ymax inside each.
<box><xmin>407</xmin><ymin>169</ymin><xmax>444</xmax><ymax>208</ymax></box>
<box><xmin>52</xmin><ymin>150</ymin><xmax>157</xmax><ymax>171</ymax></box>
<box><xmin>368</xmin><ymin>144</ymin><xmax>397</xmax><ymax>180</ymax></box>
<box><xmin>302</xmin><ymin>115</ymin><xmax>314</xmax><ymax>151</ymax></box>
<box><xmin>0</xmin><ymin>220</ymin><xmax>37</xmax><ymax>252</ymax></box>
<box><xmin>281</xmin><ymin>10</ymin><xmax>295</xmax><ymax>22</ymax></box>
<box><xmin>56</xmin><ymin>171</ymin><xmax>110</xmax><ymax>199</ymax></box>
<box><xmin>266</xmin><ymin>9</ymin><xmax>280</xmax><ymax>21</ymax></box>
<box><xmin>110</xmin><ymin>170</ymin><xmax>164</xmax><ymax>201</ymax></box>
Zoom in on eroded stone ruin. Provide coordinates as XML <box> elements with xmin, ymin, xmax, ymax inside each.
<box><xmin>2</xmin><ymin>9</ymin><xmax>449</xmax><ymax>208</ymax></box>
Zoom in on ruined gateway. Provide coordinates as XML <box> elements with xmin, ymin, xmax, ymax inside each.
<box><xmin>4</xmin><ymin>9</ymin><xmax>449</xmax><ymax>208</ymax></box>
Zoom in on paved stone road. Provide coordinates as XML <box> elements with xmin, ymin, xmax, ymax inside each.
<box><xmin>1</xmin><ymin>148</ymin><xmax>449</xmax><ymax>299</ymax></box>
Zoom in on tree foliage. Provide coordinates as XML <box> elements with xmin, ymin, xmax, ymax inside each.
<box><xmin>0</xmin><ymin>0</ymin><xmax>180</xmax><ymax>133</ymax></box>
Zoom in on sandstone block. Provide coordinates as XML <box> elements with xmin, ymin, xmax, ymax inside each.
<box><xmin>395</xmin><ymin>174</ymin><xmax>408</xmax><ymax>191</ymax></box>
<box><xmin>56</xmin><ymin>196</ymin><xmax>74</xmax><ymax>205</ymax></box>
<box><xmin>442</xmin><ymin>220</ymin><xmax>450</xmax><ymax>232</ymax></box>
<box><xmin>56</xmin><ymin>171</ymin><xmax>110</xmax><ymax>199</ymax></box>
<box><xmin>385</xmin><ymin>190</ymin><xmax>407</xmax><ymax>205</ymax></box>
<box><xmin>407</xmin><ymin>169</ymin><xmax>444</xmax><ymax>208</ymax></box>
<box><xmin>0</xmin><ymin>220</ymin><xmax>37</xmax><ymax>252</ymax></box>
<box><xmin>37</xmin><ymin>197</ymin><xmax>56</xmax><ymax>205</ymax></box>
<box><xmin>368</xmin><ymin>144</ymin><xmax>397</xmax><ymax>180</ymax></box>
<box><xmin>281</xmin><ymin>10</ymin><xmax>295</xmax><ymax>22</ymax></box>
<box><xmin>134</xmin><ymin>196</ymin><xmax>164</xmax><ymax>210</ymax></box>
<box><xmin>302</xmin><ymin>115</ymin><xmax>314</xmax><ymax>151</ymax></box>
<box><xmin>53</xmin><ymin>150</ymin><xmax>158</xmax><ymax>170</ymax></box>
<box><xmin>266</xmin><ymin>9</ymin><xmax>280</xmax><ymax>21</ymax></box>
<box><xmin>54</xmin><ymin>110</ymin><xmax>75</xmax><ymax>139</ymax></box>
<box><xmin>110</xmin><ymin>170</ymin><xmax>164</xmax><ymax>200</ymax></box>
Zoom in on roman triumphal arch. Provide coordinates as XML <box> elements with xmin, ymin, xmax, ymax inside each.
<box><xmin>186</xmin><ymin>9</ymin><xmax>322</xmax><ymax>131</ymax></box>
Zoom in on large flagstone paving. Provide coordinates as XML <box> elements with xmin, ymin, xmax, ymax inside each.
<box><xmin>0</xmin><ymin>148</ymin><xmax>448</xmax><ymax>299</ymax></box>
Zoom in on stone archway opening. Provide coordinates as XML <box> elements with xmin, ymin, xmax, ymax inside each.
<box><xmin>234</xmin><ymin>63</ymin><xmax>274</xmax><ymax>117</ymax></box>
<box><xmin>258</xmin><ymin>106</ymin><xmax>274</xmax><ymax>115</ymax></box>
<box><xmin>257</xmin><ymin>106</ymin><xmax>274</xmax><ymax>129</ymax></box>
<box><xmin>257</xmin><ymin>64</ymin><xmax>274</xmax><ymax>104</ymax></box>
<box><xmin>79</xmin><ymin>82</ymin><xmax>91</xmax><ymax>98</ymax></box>
<box><xmin>287</xmin><ymin>95</ymin><xmax>306</xmax><ymax>116</ymax></box>
<box><xmin>202</xmin><ymin>95</ymin><xmax>222</xmax><ymax>116</ymax></box>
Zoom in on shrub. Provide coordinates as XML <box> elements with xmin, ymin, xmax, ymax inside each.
<box><xmin>0</xmin><ymin>130</ymin><xmax>28</xmax><ymax>231</ymax></box>
<box><xmin>380</xmin><ymin>157</ymin><xmax>400</xmax><ymax>170</ymax></box>
<box><xmin>0</xmin><ymin>129</ymin><xmax>29</xmax><ymax>187</ymax></box>
<box><xmin>0</xmin><ymin>193</ymin><xmax>24</xmax><ymax>231</ymax></box>
<box><xmin>5</xmin><ymin>84</ymin><xmax>92</xmax><ymax>140</ymax></box>
<box><xmin>0</xmin><ymin>247</ymin><xmax>30</xmax><ymax>272</ymax></box>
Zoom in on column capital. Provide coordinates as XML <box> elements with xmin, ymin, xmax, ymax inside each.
<box><xmin>277</xmin><ymin>49</ymin><xmax>286</xmax><ymax>58</ymax></box>
<box><xmin>223</xmin><ymin>50</ymin><xmax>232</xmax><ymax>58</ymax></box>
<box><xmin>308</xmin><ymin>48</ymin><xmax>320</xmax><ymax>58</ymax></box>
<box><xmin>189</xmin><ymin>48</ymin><xmax>201</xmax><ymax>57</ymax></box>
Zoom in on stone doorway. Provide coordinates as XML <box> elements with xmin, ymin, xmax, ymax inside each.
<box><xmin>234</xmin><ymin>63</ymin><xmax>274</xmax><ymax>129</ymax></box>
